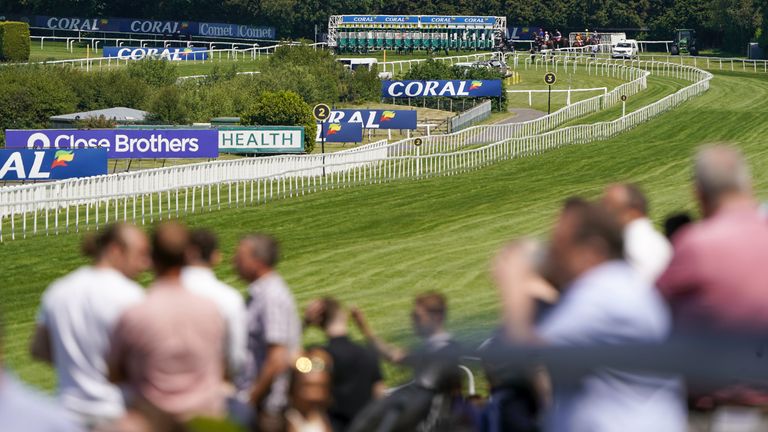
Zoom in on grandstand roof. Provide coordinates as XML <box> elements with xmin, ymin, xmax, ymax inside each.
<box><xmin>50</xmin><ymin>107</ymin><xmax>149</xmax><ymax>124</ymax></box>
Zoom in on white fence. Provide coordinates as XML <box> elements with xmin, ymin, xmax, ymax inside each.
<box><xmin>506</xmin><ymin>87</ymin><xmax>608</xmax><ymax>107</ymax></box>
<box><xmin>0</xmin><ymin>57</ymin><xmax>711</xmax><ymax>241</ymax></box>
<box><xmin>450</xmin><ymin>101</ymin><xmax>492</xmax><ymax>132</ymax></box>
<box><xmin>6</xmin><ymin>42</ymin><xmax>327</xmax><ymax>70</ymax></box>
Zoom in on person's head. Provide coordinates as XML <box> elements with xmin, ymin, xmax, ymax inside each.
<box><xmin>602</xmin><ymin>183</ymin><xmax>649</xmax><ymax>227</ymax></box>
<box><xmin>412</xmin><ymin>292</ymin><xmax>447</xmax><ymax>339</ymax></box>
<box><xmin>151</xmin><ymin>222</ymin><xmax>190</xmax><ymax>277</ymax></box>
<box><xmin>307</xmin><ymin>297</ymin><xmax>346</xmax><ymax>332</ymax></box>
<box><xmin>543</xmin><ymin>198</ymin><xmax>624</xmax><ymax>289</ymax></box>
<box><xmin>289</xmin><ymin>348</ymin><xmax>333</xmax><ymax>414</ymax></box>
<box><xmin>234</xmin><ymin>234</ymin><xmax>280</xmax><ymax>282</ymax></box>
<box><xmin>694</xmin><ymin>145</ymin><xmax>753</xmax><ymax>217</ymax></box>
<box><xmin>82</xmin><ymin>223</ymin><xmax>151</xmax><ymax>280</ymax></box>
<box><xmin>492</xmin><ymin>239</ymin><xmax>557</xmax><ymax>309</ymax></box>
<box><xmin>185</xmin><ymin>229</ymin><xmax>221</xmax><ymax>268</ymax></box>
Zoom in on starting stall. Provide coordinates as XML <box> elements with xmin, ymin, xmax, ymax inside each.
<box><xmin>328</xmin><ymin>15</ymin><xmax>507</xmax><ymax>54</ymax></box>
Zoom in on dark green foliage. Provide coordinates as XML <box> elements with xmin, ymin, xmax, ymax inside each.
<box><xmin>147</xmin><ymin>86</ymin><xmax>189</xmax><ymax>124</ymax></box>
<box><xmin>5</xmin><ymin>0</ymin><xmax>764</xmax><ymax>51</ymax></box>
<box><xmin>241</xmin><ymin>90</ymin><xmax>316</xmax><ymax>153</ymax></box>
<box><xmin>0</xmin><ymin>21</ymin><xmax>30</xmax><ymax>62</ymax></box>
<box><xmin>0</xmin><ymin>66</ymin><xmax>77</xmax><ymax>145</ymax></box>
<box><xmin>126</xmin><ymin>59</ymin><xmax>179</xmax><ymax>86</ymax></box>
<box><xmin>75</xmin><ymin>115</ymin><xmax>117</xmax><ymax>129</ymax></box>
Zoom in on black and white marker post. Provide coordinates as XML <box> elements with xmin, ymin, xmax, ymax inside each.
<box><xmin>621</xmin><ymin>94</ymin><xmax>628</xmax><ymax>118</ymax></box>
<box><xmin>313</xmin><ymin>103</ymin><xmax>331</xmax><ymax>176</ymax></box>
<box><xmin>544</xmin><ymin>72</ymin><xmax>557</xmax><ymax>115</ymax></box>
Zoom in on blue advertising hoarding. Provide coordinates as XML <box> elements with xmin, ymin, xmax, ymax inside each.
<box><xmin>0</xmin><ymin>149</ymin><xmax>108</xmax><ymax>180</ymax></box>
<box><xmin>338</xmin><ymin>15</ymin><xmax>494</xmax><ymax>26</ymax></box>
<box><xmin>421</xmin><ymin>16</ymin><xmax>496</xmax><ymax>26</ymax></box>
<box><xmin>340</xmin><ymin>16</ymin><xmax>419</xmax><ymax>24</ymax></box>
<box><xmin>328</xmin><ymin>110</ymin><xmax>417</xmax><ymax>130</ymax></box>
<box><xmin>508</xmin><ymin>26</ymin><xmax>541</xmax><ymax>41</ymax></box>
<box><xmin>382</xmin><ymin>80</ymin><xmax>503</xmax><ymax>98</ymax></box>
<box><xmin>318</xmin><ymin>123</ymin><xmax>363</xmax><ymax>143</ymax></box>
<box><xmin>31</xmin><ymin>16</ymin><xmax>276</xmax><ymax>39</ymax></box>
<box><xmin>102</xmin><ymin>46</ymin><xmax>208</xmax><ymax>61</ymax></box>
<box><xmin>5</xmin><ymin>129</ymin><xmax>219</xmax><ymax>159</ymax></box>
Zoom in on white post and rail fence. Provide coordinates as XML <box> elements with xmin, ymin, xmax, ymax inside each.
<box><xmin>0</xmin><ymin>58</ymin><xmax>713</xmax><ymax>241</ymax></box>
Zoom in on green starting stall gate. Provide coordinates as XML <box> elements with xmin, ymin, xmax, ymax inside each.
<box><xmin>328</xmin><ymin>15</ymin><xmax>507</xmax><ymax>54</ymax></box>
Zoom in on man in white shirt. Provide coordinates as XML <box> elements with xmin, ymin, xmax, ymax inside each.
<box><xmin>29</xmin><ymin>224</ymin><xmax>150</xmax><ymax>427</ymax></box>
<box><xmin>536</xmin><ymin>198</ymin><xmax>685</xmax><ymax>432</ymax></box>
<box><xmin>182</xmin><ymin>229</ymin><xmax>247</xmax><ymax>378</ymax></box>
<box><xmin>602</xmin><ymin>183</ymin><xmax>672</xmax><ymax>283</ymax></box>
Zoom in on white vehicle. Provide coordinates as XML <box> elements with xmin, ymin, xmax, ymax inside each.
<box><xmin>335</xmin><ymin>57</ymin><xmax>392</xmax><ymax>79</ymax></box>
<box><xmin>612</xmin><ymin>40</ymin><xmax>639</xmax><ymax>59</ymax></box>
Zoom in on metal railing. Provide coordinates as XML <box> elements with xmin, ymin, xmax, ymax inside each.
<box><xmin>6</xmin><ymin>42</ymin><xmax>328</xmax><ymax>69</ymax></box>
<box><xmin>0</xmin><ymin>58</ymin><xmax>711</xmax><ymax>241</ymax></box>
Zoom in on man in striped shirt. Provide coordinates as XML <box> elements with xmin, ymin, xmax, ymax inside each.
<box><xmin>234</xmin><ymin>234</ymin><xmax>301</xmax><ymax>432</ymax></box>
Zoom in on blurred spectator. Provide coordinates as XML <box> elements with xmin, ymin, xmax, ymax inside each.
<box><xmin>658</xmin><ymin>145</ymin><xmax>768</xmax><ymax>333</ymax></box>
<box><xmin>182</xmin><ymin>229</ymin><xmax>247</xmax><ymax>379</ymax></box>
<box><xmin>235</xmin><ymin>234</ymin><xmax>301</xmax><ymax>432</ymax></box>
<box><xmin>108</xmin><ymin>223</ymin><xmax>226</xmax><ymax>420</ymax></box>
<box><xmin>481</xmin><ymin>239</ymin><xmax>558</xmax><ymax>432</ymax></box>
<box><xmin>352</xmin><ymin>292</ymin><xmax>459</xmax><ymax>370</ymax></box>
<box><xmin>602</xmin><ymin>183</ymin><xmax>672</xmax><ymax>282</ymax></box>
<box><xmin>285</xmin><ymin>348</ymin><xmax>334</xmax><ymax>432</ymax></box>
<box><xmin>2</xmin><ymin>309</ymin><xmax>85</xmax><ymax>431</ymax></box>
<box><xmin>304</xmin><ymin>297</ymin><xmax>385</xmax><ymax>431</ymax></box>
<box><xmin>535</xmin><ymin>198</ymin><xmax>686</xmax><ymax>432</ymax></box>
<box><xmin>663</xmin><ymin>212</ymin><xmax>693</xmax><ymax>241</ymax></box>
<box><xmin>30</xmin><ymin>223</ymin><xmax>150</xmax><ymax>427</ymax></box>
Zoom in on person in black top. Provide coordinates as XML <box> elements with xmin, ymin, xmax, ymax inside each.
<box><xmin>304</xmin><ymin>297</ymin><xmax>384</xmax><ymax>432</ymax></box>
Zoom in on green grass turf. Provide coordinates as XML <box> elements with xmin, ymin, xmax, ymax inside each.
<box><xmin>2</xmin><ymin>69</ymin><xmax>766</xmax><ymax>394</ymax></box>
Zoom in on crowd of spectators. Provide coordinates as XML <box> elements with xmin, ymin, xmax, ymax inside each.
<box><xmin>1</xmin><ymin>143</ymin><xmax>768</xmax><ymax>431</ymax></box>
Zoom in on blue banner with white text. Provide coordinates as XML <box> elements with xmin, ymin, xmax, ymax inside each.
<box><xmin>102</xmin><ymin>46</ymin><xmax>208</xmax><ymax>61</ymax></box>
<box><xmin>0</xmin><ymin>149</ymin><xmax>108</xmax><ymax>181</ymax></box>
<box><xmin>5</xmin><ymin>129</ymin><xmax>219</xmax><ymax>159</ymax></box>
<box><xmin>319</xmin><ymin>123</ymin><xmax>364</xmax><ymax>143</ymax></box>
<box><xmin>328</xmin><ymin>110</ymin><xmax>417</xmax><ymax>130</ymax></box>
<box><xmin>30</xmin><ymin>15</ymin><xmax>276</xmax><ymax>39</ymax></box>
<box><xmin>382</xmin><ymin>80</ymin><xmax>502</xmax><ymax>98</ymax></box>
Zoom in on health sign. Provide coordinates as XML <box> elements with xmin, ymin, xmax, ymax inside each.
<box><xmin>219</xmin><ymin>127</ymin><xmax>305</xmax><ymax>154</ymax></box>
<box><xmin>382</xmin><ymin>80</ymin><xmax>502</xmax><ymax>98</ymax></box>
<box><xmin>328</xmin><ymin>110</ymin><xmax>417</xmax><ymax>130</ymax></box>
<box><xmin>317</xmin><ymin>123</ymin><xmax>364</xmax><ymax>143</ymax></box>
<box><xmin>0</xmin><ymin>149</ymin><xmax>108</xmax><ymax>181</ymax></box>
<box><xmin>5</xmin><ymin>129</ymin><xmax>219</xmax><ymax>159</ymax></box>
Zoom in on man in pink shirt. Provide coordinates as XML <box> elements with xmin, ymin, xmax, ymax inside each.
<box><xmin>109</xmin><ymin>223</ymin><xmax>226</xmax><ymax>421</ymax></box>
<box><xmin>658</xmin><ymin>145</ymin><xmax>768</xmax><ymax>333</ymax></box>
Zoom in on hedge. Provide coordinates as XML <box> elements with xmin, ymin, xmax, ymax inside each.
<box><xmin>0</xmin><ymin>21</ymin><xmax>30</xmax><ymax>62</ymax></box>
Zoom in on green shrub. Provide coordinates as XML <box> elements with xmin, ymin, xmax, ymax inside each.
<box><xmin>241</xmin><ymin>90</ymin><xmax>316</xmax><ymax>153</ymax></box>
<box><xmin>0</xmin><ymin>66</ymin><xmax>77</xmax><ymax>141</ymax></box>
<box><xmin>126</xmin><ymin>59</ymin><xmax>178</xmax><ymax>86</ymax></box>
<box><xmin>147</xmin><ymin>86</ymin><xmax>189</xmax><ymax>124</ymax></box>
<box><xmin>75</xmin><ymin>115</ymin><xmax>117</xmax><ymax>129</ymax></box>
<box><xmin>0</xmin><ymin>22</ymin><xmax>30</xmax><ymax>62</ymax></box>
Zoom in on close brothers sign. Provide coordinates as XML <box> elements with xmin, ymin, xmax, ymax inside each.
<box><xmin>4</xmin><ymin>129</ymin><xmax>219</xmax><ymax>159</ymax></box>
<box><xmin>381</xmin><ymin>80</ymin><xmax>503</xmax><ymax>98</ymax></box>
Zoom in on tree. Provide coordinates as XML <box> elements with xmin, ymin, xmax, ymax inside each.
<box><xmin>241</xmin><ymin>90</ymin><xmax>316</xmax><ymax>153</ymax></box>
<box><xmin>147</xmin><ymin>86</ymin><xmax>189</xmax><ymax>124</ymax></box>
